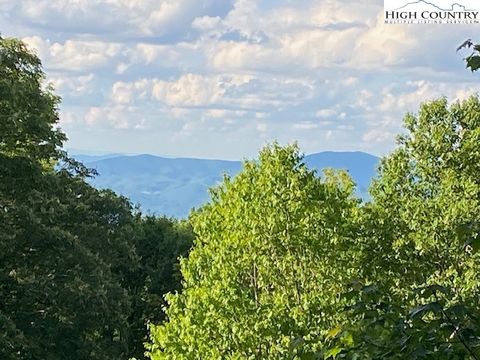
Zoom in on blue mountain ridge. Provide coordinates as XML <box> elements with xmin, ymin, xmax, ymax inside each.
<box><xmin>74</xmin><ymin>152</ymin><xmax>380</xmax><ymax>218</ymax></box>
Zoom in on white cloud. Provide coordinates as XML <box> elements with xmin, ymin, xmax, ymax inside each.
<box><xmin>316</xmin><ymin>109</ymin><xmax>337</xmax><ymax>118</ymax></box>
<box><xmin>109</xmin><ymin>73</ymin><xmax>313</xmax><ymax>111</ymax></box>
<box><xmin>23</xmin><ymin>36</ymin><xmax>123</xmax><ymax>71</ymax></box>
<box><xmin>293</xmin><ymin>121</ymin><xmax>319</xmax><ymax>130</ymax></box>
<box><xmin>49</xmin><ymin>73</ymin><xmax>95</xmax><ymax>96</ymax></box>
<box><xmin>206</xmin><ymin>108</ymin><xmax>246</xmax><ymax>118</ymax></box>
<box><xmin>341</xmin><ymin>77</ymin><xmax>359</xmax><ymax>86</ymax></box>
<box><xmin>350</xmin><ymin>14</ymin><xmax>417</xmax><ymax>68</ymax></box>
<box><xmin>192</xmin><ymin>16</ymin><xmax>222</xmax><ymax>31</ymax></box>
<box><xmin>256</xmin><ymin>122</ymin><xmax>267</xmax><ymax>132</ymax></box>
<box><xmin>362</xmin><ymin>128</ymin><xmax>394</xmax><ymax>143</ymax></box>
<box><xmin>111</xmin><ymin>80</ymin><xmax>151</xmax><ymax>105</ymax></box>
<box><xmin>207</xmin><ymin>0</ymin><xmax>377</xmax><ymax>73</ymax></box>
<box><xmin>4</xmin><ymin>0</ymin><xmax>478</xmax><ymax>158</ymax></box>
<box><xmin>85</xmin><ymin>105</ymin><xmax>148</xmax><ymax>130</ymax></box>
<box><xmin>13</xmin><ymin>0</ymin><xmax>231</xmax><ymax>38</ymax></box>
<box><xmin>376</xmin><ymin>80</ymin><xmax>474</xmax><ymax>114</ymax></box>
<box><xmin>153</xmin><ymin>73</ymin><xmax>228</xmax><ymax>107</ymax></box>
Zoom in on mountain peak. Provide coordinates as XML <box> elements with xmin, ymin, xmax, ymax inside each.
<box><xmin>77</xmin><ymin>151</ymin><xmax>379</xmax><ymax>218</ymax></box>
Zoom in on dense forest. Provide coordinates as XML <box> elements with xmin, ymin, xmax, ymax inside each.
<box><xmin>1</xmin><ymin>36</ymin><xmax>480</xmax><ymax>359</ymax></box>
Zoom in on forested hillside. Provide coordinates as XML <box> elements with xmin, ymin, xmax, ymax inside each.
<box><xmin>2</xmin><ymin>37</ymin><xmax>480</xmax><ymax>360</ymax></box>
<box><xmin>74</xmin><ymin>151</ymin><xmax>378</xmax><ymax>218</ymax></box>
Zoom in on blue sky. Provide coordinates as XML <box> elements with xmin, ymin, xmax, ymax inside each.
<box><xmin>1</xmin><ymin>0</ymin><xmax>478</xmax><ymax>159</ymax></box>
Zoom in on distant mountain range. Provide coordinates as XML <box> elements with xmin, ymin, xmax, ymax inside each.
<box><xmin>72</xmin><ymin>152</ymin><xmax>380</xmax><ymax>218</ymax></box>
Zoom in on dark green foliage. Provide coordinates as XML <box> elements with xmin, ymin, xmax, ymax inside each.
<box><xmin>0</xmin><ymin>157</ymin><xmax>192</xmax><ymax>360</ymax></box>
<box><xmin>0</xmin><ymin>36</ymin><xmax>134</xmax><ymax>359</ymax></box>
<box><xmin>0</xmin><ymin>167</ymin><xmax>135</xmax><ymax>359</ymax></box>
<box><xmin>325</xmin><ymin>284</ymin><xmax>480</xmax><ymax>359</ymax></box>
<box><xmin>0</xmin><ymin>36</ymin><xmax>194</xmax><ymax>360</ymax></box>
<box><xmin>323</xmin><ymin>97</ymin><xmax>480</xmax><ymax>359</ymax></box>
<box><xmin>0</xmin><ymin>36</ymin><xmax>65</xmax><ymax>161</ymax></box>
<box><xmin>457</xmin><ymin>39</ymin><xmax>480</xmax><ymax>72</ymax></box>
<box><xmin>127</xmin><ymin>217</ymin><xmax>193</xmax><ymax>359</ymax></box>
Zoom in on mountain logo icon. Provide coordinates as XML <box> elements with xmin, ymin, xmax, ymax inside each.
<box><xmin>392</xmin><ymin>1</ymin><xmax>474</xmax><ymax>11</ymax></box>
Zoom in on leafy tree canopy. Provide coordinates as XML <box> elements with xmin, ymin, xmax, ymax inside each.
<box><xmin>0</xmin><ymin>36</ymin><xmax>194</xmax><ymax>360</ymax></box>
<box><xmin>149</xmin><ymin>97</ymin><xmax>480</xmax><ymax>359</ymax></box>
<box><xmin>148</xmin><ymin>144</ymin><xmax>362</xmax><ymax>359</ymax></box>
<box><xmin>0</xmin><ymin>36</ymin><xmax>65</xmax><ymax>162</ymax></box>
<box><xmin>325</xmin><ymin>97</ymin><xmax>480</xmax><ymax>359</ymax></box>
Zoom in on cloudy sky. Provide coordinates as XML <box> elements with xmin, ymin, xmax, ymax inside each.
<box><xmin>1</xmin><ymin>0</ymin><xmax>478</xmax><ymax>159</ymax></box>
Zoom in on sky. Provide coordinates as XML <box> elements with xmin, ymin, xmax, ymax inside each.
<box><xmin>1</xmin><ymin>0</ymin><xmax>478</xmax><ymax>159</ymax></box>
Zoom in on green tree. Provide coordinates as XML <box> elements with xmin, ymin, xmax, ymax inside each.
<box><xmin>0</xmin><ymin>36</ymin><xmax>65</xmax><ymax>162</ymax></box>
<box><xmin>0</xmin><ymin>36</ymin><xmax>136</xmax><ymax>359</ymax></box>
<box><xmin>148</xmin><ymin>144</ymin><xmax>361</xmax><ymax>359</ymax></box>
<box><xmin>0</xmin><ymin>174</ymin><xmax>138</xmax><ymax>359</ymax></box>
<box><xmin>127</xmin><ymin>217</ymin><xmax>194</xmax><ymax>359</ymax></box>
<box><xmin>325</xmin><ymin>97</ymin><xmax>480</xmax><ymax>359</ymax></box>
<box><xmin>0</xmin><ymin>36</ymin><xmax>195</xmax><ymax>359</ymax></box>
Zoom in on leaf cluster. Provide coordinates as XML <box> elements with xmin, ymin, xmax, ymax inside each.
<box><xmin>149</xmin><ymin>97</ymin><xmax>480</xmax><ymax>359</ymax></box>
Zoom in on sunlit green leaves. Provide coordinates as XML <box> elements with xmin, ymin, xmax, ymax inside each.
<box><xmin>148</xmin><ymin>143</ymin><xmax>360</xmax><ymax>359</ymax></box>
<box><xmin>343</xmin><ymin>96</ymin><xmax>480</xmax><ymax>359</ymax></box>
